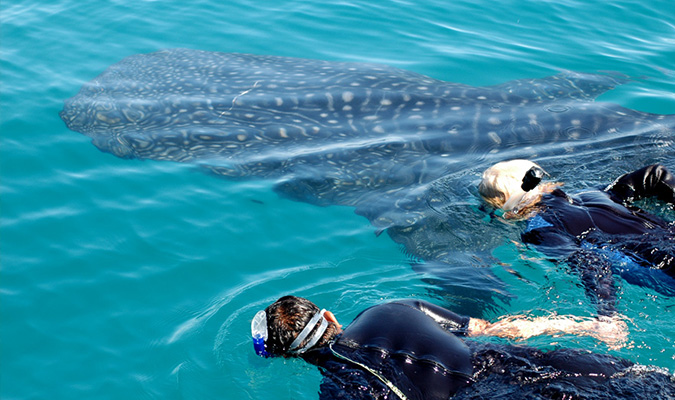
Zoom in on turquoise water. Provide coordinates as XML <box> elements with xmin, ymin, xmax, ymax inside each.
<box><xmin>2</xmin><ymin>0</ymin><xmax>675</xmax><ymax>399</ymax></box>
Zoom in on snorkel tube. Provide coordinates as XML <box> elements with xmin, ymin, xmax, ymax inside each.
<box><xmin>251</xmin><ymin>310</ymin><xmax>270</xmax><ymax>358</ymax></box>
<box><xmin>521</xmin><ymin>166</ymin><xmax>546</xmax><ymax>192</ymax></box>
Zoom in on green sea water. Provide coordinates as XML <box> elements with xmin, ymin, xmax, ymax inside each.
<box><xmin>1</xmin><ymin>0</ymin><xmax>674</xmax><ymax>399</ymax></box>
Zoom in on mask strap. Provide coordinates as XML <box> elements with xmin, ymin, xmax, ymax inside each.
<box><xmin>288</xmin><ymin>309</ymin><xmax>328</xmax><ymax>354</ymax></box>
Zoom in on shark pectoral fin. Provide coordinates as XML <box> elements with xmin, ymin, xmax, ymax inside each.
<box><xmin>491</xmin><ymin>71</ymin><xmax>630</xmax><ymax>102</ymax></box>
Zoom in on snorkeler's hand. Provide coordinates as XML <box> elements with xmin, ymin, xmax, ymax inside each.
<box><xmin>584</xmin><ymin>315</ymin><xmax>628</xmax><ymax>350</ymax></box>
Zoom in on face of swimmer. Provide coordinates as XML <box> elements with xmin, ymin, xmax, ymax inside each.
<box><xmin>478</xmin><ymin>159</ymin><xmax>547</xmax><ymax>212</ymax></box>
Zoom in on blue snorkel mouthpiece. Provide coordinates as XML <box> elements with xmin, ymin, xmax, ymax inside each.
<box><xmin>251</xmin><ymin>310</ymin><xmax>271</xmax><ymax>358</ymax></box>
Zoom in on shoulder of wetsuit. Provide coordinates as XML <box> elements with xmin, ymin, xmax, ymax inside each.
<box><xmin>540</xmin><ymin>188</ymin><xmax>583</xmax><ymax>210</ymax></box>
<box><xmin>393</xmin><ymin>299</ymin><xmax>471</xmax><ymax>334</ymax></box>
<box><xmin>549</xmin><ymin>187</ymin><xmax>571</xmax><ymax>200</ymax></box>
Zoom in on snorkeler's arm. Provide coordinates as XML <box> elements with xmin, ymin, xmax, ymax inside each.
<box><xmin>606</xmin><ymin>164</ymin><xmax>675</xmax><ymax>204</ymax></box>
<box><xmin>467</xmin><ymin>314</ymin><xmax>627</xmax><ymax>349</ymax></box>
<box><xmin>566</xmin><ymin>249</ymin><xmax>618</xmax><ymax>317</ymax></box>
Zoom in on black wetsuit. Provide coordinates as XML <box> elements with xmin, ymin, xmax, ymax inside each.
<box><xmin>521</xmin><ymin>164</ymin><xmax>675</xmax><ymax>315</ymax></box>
<box><xmin>301</xmin><ymin>300</ymin><xmax>674</xmax><ymax>400</ymax></box>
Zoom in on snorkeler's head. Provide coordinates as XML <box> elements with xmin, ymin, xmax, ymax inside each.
<box><xmin>252</xmin><ymin>296</ymin><xmax>340</xmax><ymax>358</ymax></box>
<box><xmin>479</xmin><ymin>159</ymin><xmax>549</xmax><ymax>214</ymax></box>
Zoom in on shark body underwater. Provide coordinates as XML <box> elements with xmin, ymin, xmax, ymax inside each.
<box><xmin>61</xmin><ymin>48</ymin><xmax>675</xmax><ymax>311</ymax></box>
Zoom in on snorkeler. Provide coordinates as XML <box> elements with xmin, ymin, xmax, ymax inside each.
<box><xmin>479</xmin><ymin>160</ymin><xmax>675</xmax><ymax>316</ymax></box>
<box><xmin>251</xmin><ymin>296</ymin><xmax>673</xmax><ymax>400</ymax></box>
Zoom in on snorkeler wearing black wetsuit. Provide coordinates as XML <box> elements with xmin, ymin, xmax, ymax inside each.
<box><xmin>251</xmin><ymin>296</ymin><xmax>673</xmax><ymax>400</ymax></box>
<box><xmin>479</xmin><ymin>161</ymin><xmax>675</xmax><ymax>316</ymax></box>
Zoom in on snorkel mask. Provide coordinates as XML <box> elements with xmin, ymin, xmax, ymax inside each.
<box><xmin>251</xmin><ymin>308</ymin><xmax>329</xmax><ymax>357</ymax></box>
<box><xmin>251</xmin><ymin>310</ymin><xmax>271</xmax><ymax>357</ymax></box>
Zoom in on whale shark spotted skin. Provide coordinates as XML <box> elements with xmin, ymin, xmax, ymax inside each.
<box><xmin>61</xmin><ymin>48</ymin><xmax>674</xmax><ymax>307</ymax></box>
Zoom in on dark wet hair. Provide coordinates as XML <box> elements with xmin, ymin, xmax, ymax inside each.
<box><xmin>265</xmin><ymin>295</ymin><xmax>339</xmax><ymax>357</ymax></box>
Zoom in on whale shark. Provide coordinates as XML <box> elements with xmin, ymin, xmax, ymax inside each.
<box><xmin>60</xmin><ymin>48</ymin><xmax>675</xmax><ymax>311</ymax></box>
